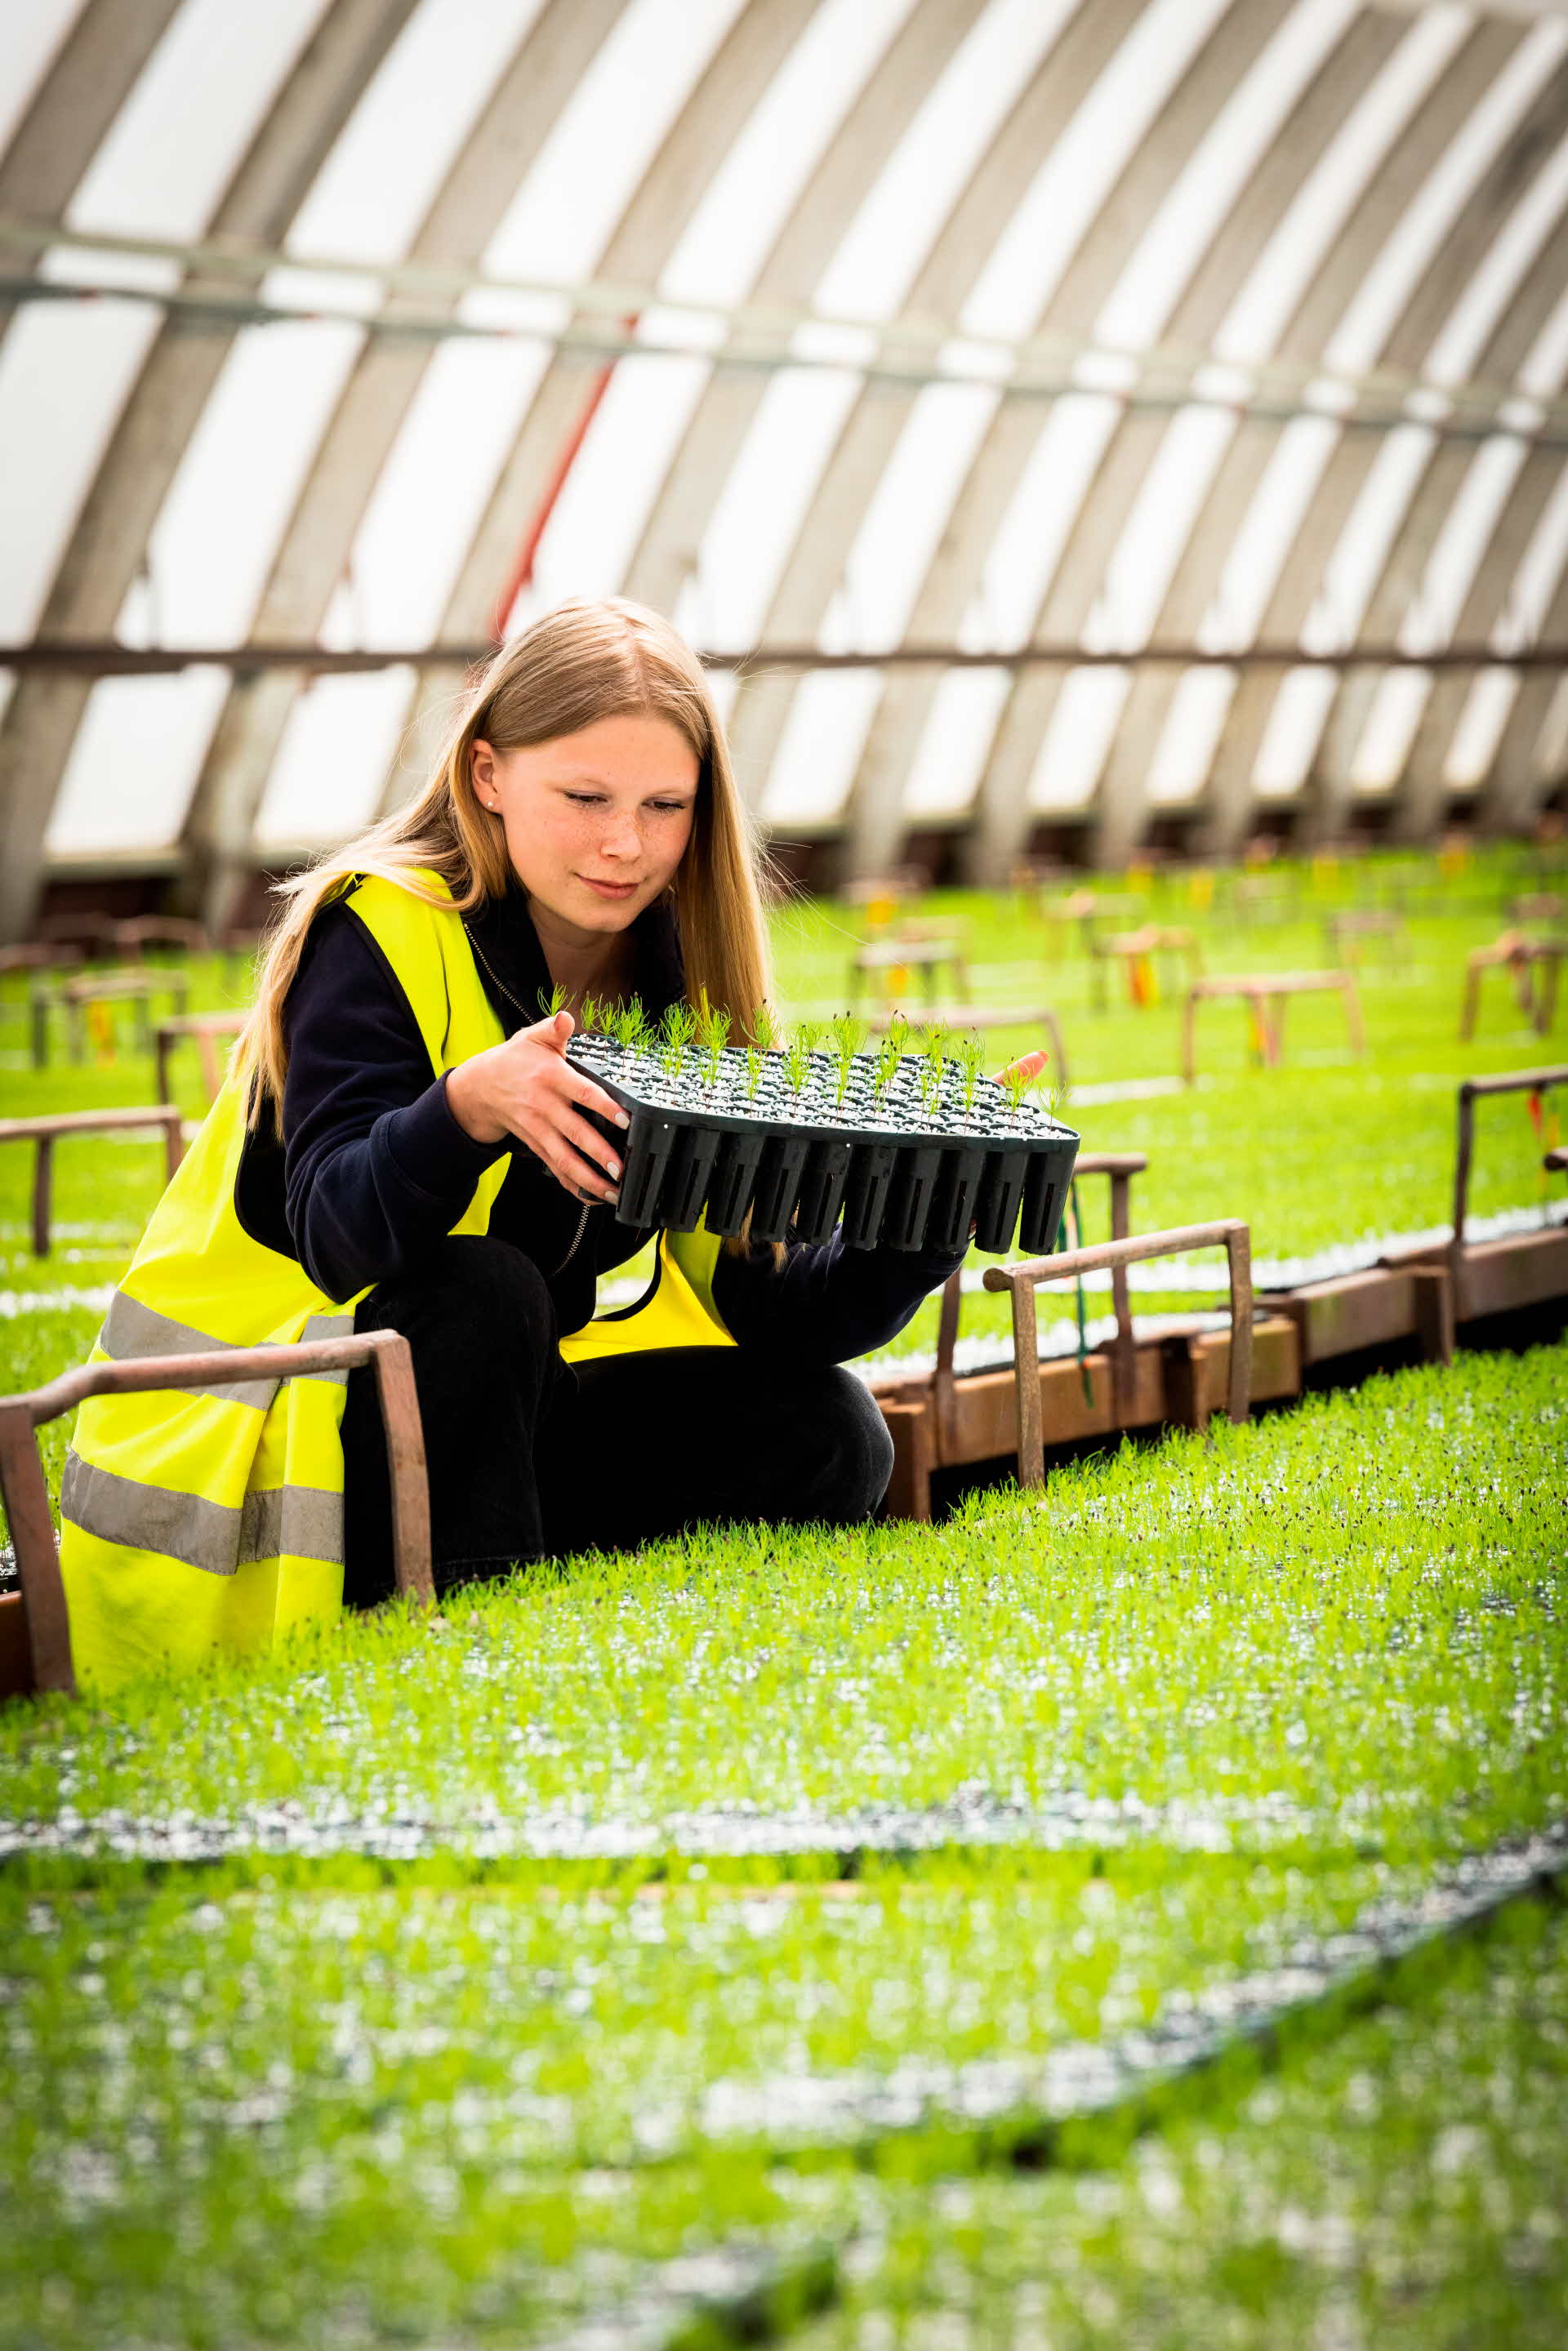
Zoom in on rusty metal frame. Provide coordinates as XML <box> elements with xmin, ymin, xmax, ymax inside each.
<box><xmin>1182</xmin><ymin>970</ymin><xmax>1364</xmax><ymax>1085</ymax></box>
<box><xmin>0</xmin><ymin>1107</ymin><xmax>186</xmax><ymax>1258</ymax></box>
<box><xmin>933</xmin><ymin>1151</ymin><xmax>1148</xmax><ymax>1458</ymax></box>
<box><xmin>984</xmin><ymin>1218</ymin><xmax>1253</xmax><ymax>1489</ymax></box>
<box><xmin>0</xmin><ymin>1329</ymin><xmax>433</xmax><ymax>1702</ymax></box>
<box><xmin>1450</xmin><ymin>1064</ymin><xmax>1568</xmax><ymax>1258</ymax></box>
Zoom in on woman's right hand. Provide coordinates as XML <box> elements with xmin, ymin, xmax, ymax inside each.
<box><xmin>445</xmin><ymin>1011</ymin><xmax>629</xmax><ymax>1205</ymax></box>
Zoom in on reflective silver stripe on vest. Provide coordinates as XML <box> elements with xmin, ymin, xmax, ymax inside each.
<box><xmin>60</xmin><ymin>1451</ymin><xmax>343</xmax><ymax>1578</ymax></box>
<box><xmin>100</xmin><ymin>1291</ymin><xmax>354</xmax><ymax>1405</ymax></box>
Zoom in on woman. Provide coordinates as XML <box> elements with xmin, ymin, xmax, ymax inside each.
<box><xmin>60</xmin><ymin>599</ymin><xmax>993</xmax><ymax>1691</ymax></box>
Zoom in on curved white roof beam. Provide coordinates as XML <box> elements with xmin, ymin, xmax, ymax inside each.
<box><xmin>880</xmin><ymin>0</ymin><xmax>1371</xmax><ymax>871</ymax></box>
<box><xmin>1226</xmin><ymin>13</ymin><xmax>1568</xmax><ymax>847</ymax></box>
<box><xmin>621</xmin><ymin>0</ymin><xmax>978</xmax><ymax>627</ymax></box>
<box><xmin>744</xmin><ymin>0</ymin><xmax>1246</xmax><ymax>837</ymax></box>
<box><xmin>363</xmin><ymin>0</ymin><xmax>812</xmax><ymax>831</ymax></box>
<box><xmin>179</xmin><ymin>0</ymin><xmax>625</xmax><ymax>927</ymax></box>
<box><xmin>1044</xmin><ymin>11</ymin><xmax>1567</xmax><ymax>858</ymax></box>
<box><xmin>51</xmin><ymin>0</ymin><xmax>548</xmax><ymax>879</ymax></box>
<box><xmin>670</xmin><ymin>0</ymin><xmax>1092</xmax><ymax>829</ymax></box>
<box><xmin>1350</xmin><ymin>120</ymin><xmax>1568</xmax><ymax>833</ymax></box>
<box><xmin>0</xmin><ymin>0</ymin><xmax>401</xmax><ymax>939</ymax></box>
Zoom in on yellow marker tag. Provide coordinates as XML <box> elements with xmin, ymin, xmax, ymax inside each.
<box><xmin>888</xmin><ymin>963</ymin><xmax>911</xmax><ymax>996</ymax></box>
<box><xmin>87</xmin><ymin>999</ymin><xmax>115</xmax><ymax>1065</ymax></box>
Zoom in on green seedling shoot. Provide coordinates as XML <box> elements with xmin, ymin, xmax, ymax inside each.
<box><xmin>919</xmin><ymin>1024</ymin><xmax>951</xmax><ymax>1113</ymax></box>
<box><xmin>782</xmin><ymin>1024</ymin><xmax>813</xmax><ymax>1096</ymax></box>
<box><xmin>537</xmin><ymin>980</ymin><xmax>572</xmax><ymax>1021</ymax></box>
<box><xmin>660</xmin><ymin>1001</ymin><xmax>696</xmax><ymax>1077</ymax></box>
<box><xmin>828</xmin><ymin>1012</ymin><xmax>867</xmax><ymax>1106</ymax></box>
<box><xmin>698</xmin><ymin>1004</ymin><xmax>731</xmax><ymax>1084</ymax></box>
<box><xmin>952</xmin><ymin>1031</ymin><xmax>985</xmax><ymax>1120</ymax></box>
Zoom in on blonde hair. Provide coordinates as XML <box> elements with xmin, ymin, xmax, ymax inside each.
<box><xmin>236</xmin><ymin>598</ymin><xmax>773</xmax><ymax>1123</ymax></box>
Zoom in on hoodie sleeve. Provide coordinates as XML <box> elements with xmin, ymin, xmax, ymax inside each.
<box><xmin>279</xmin><ymin>903</ymin><xmax>505</xmax><ymax>1299</ymax></box>
<box><xmin>710</xmin><ymin>1225</ymin><xmax>966</xmax><ymax>1366</ymax></box>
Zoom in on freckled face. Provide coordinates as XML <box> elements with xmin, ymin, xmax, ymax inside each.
<box><xmin>470</xmin><ymin>714</ymin><xmax>699</xmax><ymax>942</ymax></box>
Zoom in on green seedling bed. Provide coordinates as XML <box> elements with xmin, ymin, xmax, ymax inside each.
<box><xmin>569</xmin><ymin>1035</ymin><xmax>1080</xmax><ymax>1252</ymax></box>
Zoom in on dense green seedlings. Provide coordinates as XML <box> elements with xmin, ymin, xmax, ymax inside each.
<box><xmin>809</xmin><ymin>1899</ymin><xmax>1568</xmax><ymax>2351</ymax></box>
<box><xmin>659</xmin><ymin>999</ymin><xmax>696</xmax><ymax>1076</ymax></box>
<box><xmin>828</xmin><ymin>1013</ymin><xmax>868</xmax><ymax>1106</ymax></box>
<box><xmin>6</xmin><ymin>1343</ymin><xmax>1563</xmax><ymax>1864</ymax></box>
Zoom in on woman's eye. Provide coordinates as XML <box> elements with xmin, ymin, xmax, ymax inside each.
<box><xmin>565</xmin><ymin>792</ymin><xmax>605</xmax><ymax>806</ymax></box>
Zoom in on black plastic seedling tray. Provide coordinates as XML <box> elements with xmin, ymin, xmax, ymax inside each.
<box><xmin>568</xmin><ymin>1038</ymin><xmax>1080</xmax><ymax>1255</ymax></box>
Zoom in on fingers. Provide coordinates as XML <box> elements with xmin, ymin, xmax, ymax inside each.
<box><xmin>562</xmin><ymin>1067</ymin><xmax>630</xmax><ymax>1129</ymax></box>
<box><xmin>556</xmin><ymin>1110</ymin><xmax>623</xmax><ymax>1200</ymax></box>
<box><xmin>994</xmin><ymin>1046</ymin><xmax>1051</xmax><ymax>1084</ymax></box>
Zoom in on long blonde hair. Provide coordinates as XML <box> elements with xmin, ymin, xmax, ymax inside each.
<box><xmin>236</xmin><ymin>599</ymin><xmax>773</xmax><ymax>1123</ymax></box>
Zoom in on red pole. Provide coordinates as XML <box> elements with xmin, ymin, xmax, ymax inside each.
<box><xmin>487</xmin><ymin>314</ymin><xmax>639</xmax><ymax>643</ymax></box>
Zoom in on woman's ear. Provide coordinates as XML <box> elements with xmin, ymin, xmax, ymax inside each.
<box><xmin>470</xmin><ymin>738</ymin><xmax>497</xmax><ymax>811</ymax></box>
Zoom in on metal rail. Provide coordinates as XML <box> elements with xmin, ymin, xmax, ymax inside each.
<box><xmin>1452</xmin><ymin>1066</ymin><xmax>1568</xmax><ymax>1253</ymax></box>
<box><xmin>0</xmin><ymin>1106</ymin><xmax>185</xmax><ymax>1257</ymax></box>
<box><xmin>4</xmin><ymin>639</ymin><xmax>1567</xmax><ymax>677</ymax></box>
<box><xmin>0</xmin><ymin>1330</ymin><xmax>433</xmax><ymax>1701</ymax></box>
<box><xmin>983</xmin><ymin>1221</ymin><xmax>1254</xmax><ymax>1489</ymax></box>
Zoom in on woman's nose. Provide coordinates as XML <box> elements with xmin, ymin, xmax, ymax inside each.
<box><xmin>601</xmin><ymin>814</ymin><xmax>643</xmax><ymax>861</ymax></box>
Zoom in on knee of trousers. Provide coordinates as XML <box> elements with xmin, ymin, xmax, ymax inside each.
<box><xmin>791</xmin><ymin>1365</ymin><xmax>895</xmax><ymax>1523</ymax></box>
<box><xmin>354</xmin><ymin>1233</ymin><xmax>558</xmax><ymax>1373</ymax></box>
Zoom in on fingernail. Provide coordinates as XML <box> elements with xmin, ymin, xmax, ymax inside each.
<box><xmin>607</xmin><ymin>1159</ymin><xmax>621</xmax><ymax>1180</ymax></box>
<box><xmin>615</xmin><ymin>1111</ymin><xmax>630</xmax><ymax>1128</ymax></box>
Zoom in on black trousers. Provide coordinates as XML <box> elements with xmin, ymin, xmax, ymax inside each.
<box><xmin>338</xmin><ymin>1233</ymin><xmax>895</xmax><ymax>1607</ymax></box>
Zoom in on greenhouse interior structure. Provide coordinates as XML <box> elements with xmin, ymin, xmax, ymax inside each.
<box><xmin>2</xmin><ymin>2</ymin><xmax>1567</xmax><ymax>2345</ymax></box>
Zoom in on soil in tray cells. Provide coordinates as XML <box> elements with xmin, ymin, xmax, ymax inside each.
<box><xmin>568</xmin><ymin>1035</ymin><xmax>1067</xmax><ymax>1146</ymax></box>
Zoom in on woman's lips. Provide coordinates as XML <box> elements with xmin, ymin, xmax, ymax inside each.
<box><xmin>580</xmin><ymin>875</ymin><xmax>639</xmax><ymax>899</ymax></box>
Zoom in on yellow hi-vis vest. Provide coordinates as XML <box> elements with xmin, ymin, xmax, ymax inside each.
<box><xmin>60</xmin><ymin>870</ymin><xmax>732</xmax><ymax>1692</ymax></box>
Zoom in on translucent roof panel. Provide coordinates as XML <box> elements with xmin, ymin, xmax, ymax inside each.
<box><xmin>1092</xmin><ymin>0</ymin><xmax>1356</xmax><ymax>354</ymax></box>
<box><xmin>0</xmin><ymin>300</ymin><xmax>163</xmax><ymax>639</ymax></box>
<box><xmin>960</xmin><ymin>396</ymin><xmax>1121</xmax><ymax>652</ymax></box>
<box><xmin>1443</xmin><ymin>666</ymin><xmax>1520</xmax><ymax>790</ymax></box>
<box><xmin>1301</xmin><ymin>426</ymin><xmax>1437</xmax><ymax>654</ymax></box>
<box><xmin>659</xmin><ymin>0</ymin><xmax>918</xmax><ymax>311</ymax></box>
<box><xmin>1083</xmin><ymin>404</ymin><xmax>1238</xmax><ymax>654</ymax></box>
<box><xmin>44</xmin><ymin>667</ymin><xmax>230</xmax><ymax>855</ymax></box>
<box><xmin>1146</xmin><ymin>666</ymin><xmax>1238</xmax><ymax>806</ymax></box>
<box><xmin>252</xmin><ymin>668</ymin><xmax>418</xmax><ymax>851</ymax></box>
<box><xmin>1251</xmin><ymin>666</ymin><xmax>1338</xmax><ymax>799</ymax></box>
<box><xmin>902</xmin><ymin>666</ymin><xmax>1011</xmax><ymax>820</ymax></box>
<box><xmin>65</xmin><ymin>0</ymin><xmax>332</xmax><ymax>241</ymax></box>
<box><xmin>482</xmin><ymin>0</ymin><xmax>747</xmax><ymax>289</ymax></box>
<box><xmin>1027</xmin><ymin>668</ymin><xmax>1132</xmax><ymax>813</ymax></box>
<box><xmin>677</xmin><ymin>369</ymin><xmax>862</xmax><ymax>652</ymax></box>
<box><xmin>821</xmin><ymin>382</ymin><xmax>998</xmax><ymax>653</ymax></box>
<box><xmin>130</xmin><ymin>0</ymin><xmax>548</xmax><ymax>652</ymax></box>
<box><xmin>1214</xmin><ymin>6</ymin><xmax>1469</xmax><ymax>367</ymax></box>
<box><xmin>1496</xmin><ymin>461</ymin><xmax>1568</xmax><ymax>648</ymax></box>
<box><xmin>1396</xmin><ymin>434</ymin><xmax>1530</xmax><ymax>656</ymax></box>
<box><xmin>760</xmin><ymin>670</ymin><xmax>885</xmax><ymax>826</ymax></box>
<box><xmin>1200</xmin><ymin>417</ymin><xmax>1341</xmax><ymax>652</ymax></box>
<box><xmin>1350</xmin><ymin>666</ymin><xmax>1432</xmax><ymax>795</ymax></box>
<box><xmin>812</xmin><ymin>0</ymin><xmax>1082</xmax><ymax>323</ymax></box>
<box><xmin>959</xmin><ymin>0</ymin><xmax>1227</xmax><ymax>344</ymax></box>
<box><xmin>514</xmin><ymin>0</ymin><xmax>917</xmax><ymax>632</ymax></box>
<box><xmin>0</xmin><ymin>0</ymin><xmax>85</xmax><ymax>162</ymax></box>
<box><xmin>1325</xmin><ymin>18</ymin><xmax>1568</xmax><ymax>379</ymax></box>
<box><xmin>1423</xmin><ymin>119</ymin><xmax>1568</xmax><ymax>388</ymax></box>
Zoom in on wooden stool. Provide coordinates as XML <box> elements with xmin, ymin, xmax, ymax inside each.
<box><xmin>1089</xmin><ymin>923</ymin><xmax>1202</xmax><ymax>1012</ymax></box>
<box><xmin>1182</xmin><ymin>971</ymin><xmax>1364</xmax><ymax>1085</ymax></box>
<box><xmin>1459</xmin><ymin>933</ymin><xmax>1563</xmax><ymax>1041</ymax></box>
<box><xmin>849</xmin><ymin>931</ymin><xmax>970</xmax><ymax>1008</ymax></box>
<box><xmin>154</xmin><ymin>1012</ymin><xmax>247</xmax><ymax>1103</ymax></box>
<box><xmin>30</xmin><ymin>968</ymin><xmax>189</xmax><ymax>1067</ymax></box>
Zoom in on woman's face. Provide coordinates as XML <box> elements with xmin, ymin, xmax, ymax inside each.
<box><xmin>470</xmin><ymin>713</ymin><xmax>700</xmax><ymax>945</ymax></box>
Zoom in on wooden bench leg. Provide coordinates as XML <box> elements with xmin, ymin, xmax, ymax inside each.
<box><xmin>880</xmin><ymin>1399</ymin><xmax>934</xmax><ymax>1523</ymax></box>
<box><xmin>1410</xmin><ymin>1265</ymin><xmax>1454</xmax><ymax>1366</ymax></box>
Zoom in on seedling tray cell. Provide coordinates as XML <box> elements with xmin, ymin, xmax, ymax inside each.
<box><xmin>570</xmin><ymin>1035</ymin><xmax>1079</xmax><ymax>1257</ymax></box>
